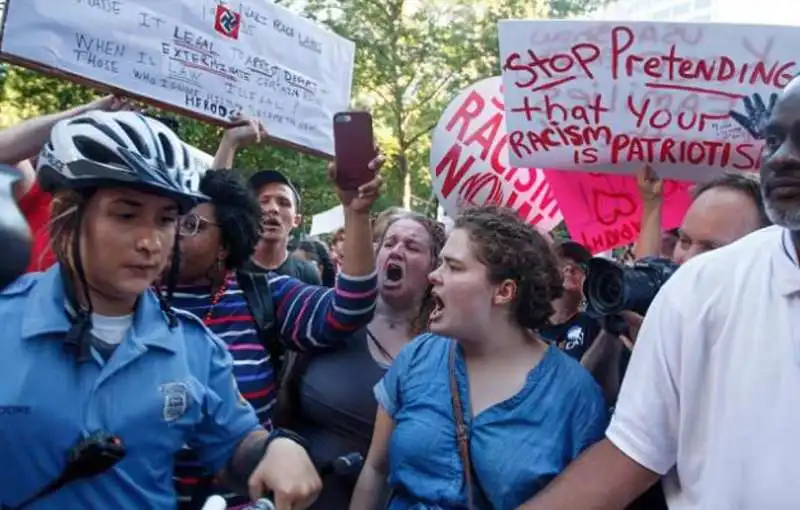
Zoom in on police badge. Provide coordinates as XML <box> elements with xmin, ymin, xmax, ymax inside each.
<box><xmin>160</xmin><ymin>382</ymin><xmax>189</xmax><ymax>422</ymax></box>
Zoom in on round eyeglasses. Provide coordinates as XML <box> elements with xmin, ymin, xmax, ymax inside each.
<box><xmin>179</xmin><ymin>213</ymin><xmax>220</xmax><ymax>237</ymax></box>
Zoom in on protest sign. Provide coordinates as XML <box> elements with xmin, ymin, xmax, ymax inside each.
<box><xmin>186</xmin><ymin>144</ymin><xmax>214</xmax><ymax>171</ymax></box>
<box><xmin>498</xmin><ymin>20</ymin><xmax>798</xmax><ymax>181</ymax></box>
<box><xmin>0</xmin><ymin>0</ymin><xmax>355</xmax><ymax>157</ymax></box>
<box><xmin>544</xmin><ymin>169</ymin><xmax>692</xmax><ymax>253</ymax></box>
<box><xmin>429</xmin><ymin>76</ymin><xmax>562</xmax><ymax>232</ymax></box>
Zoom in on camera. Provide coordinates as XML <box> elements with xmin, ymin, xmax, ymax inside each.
<box><xmin>583</xmin><ymin>256</ymin><xmax>679</xmax><ymax>317</ymax></box>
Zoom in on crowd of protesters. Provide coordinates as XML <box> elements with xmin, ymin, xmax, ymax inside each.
<box><xmin>0</xmin><ymin>74</ymin><xmax>799</xmax><ymax>510</ymax></box>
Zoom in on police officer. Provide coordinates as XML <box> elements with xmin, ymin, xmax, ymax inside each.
<box><xmin>0</xmin><ymin>112</ymin><xmax>331</xmax><ymax>510</ymax></box>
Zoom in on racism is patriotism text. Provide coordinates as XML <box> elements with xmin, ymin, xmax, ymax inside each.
<box><xmin>498</xmin><ymin>20</ymin><xmax>798</xmax><ymax>181</ymax></box>
<box><xmin>0</xmin><ymin>0</ymin><xmax>355</xmax><ymax>156</ymax></box>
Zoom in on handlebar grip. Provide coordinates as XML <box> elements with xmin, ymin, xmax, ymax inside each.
<box><xmin>200</xmin><ymin>495</ymin><xmax>227</xmax><ymax>510</ymax></box>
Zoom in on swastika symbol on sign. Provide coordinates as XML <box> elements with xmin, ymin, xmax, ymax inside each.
<box><xmin>214</xmin><ymin>5</ymin><xmax>241</xmax><ymax>39</ymax></box>
<box><xmin>219</xmin><ymin>10</ymin><xmax>238</xmax><ymax>33</ymax></box>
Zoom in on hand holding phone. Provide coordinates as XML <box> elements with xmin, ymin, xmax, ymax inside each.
<box><xmin>332</xmin><ymin>111</ymin><xmax>377</xmax><ymax>191</ymax></box>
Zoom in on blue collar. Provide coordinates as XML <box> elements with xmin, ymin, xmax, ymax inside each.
<box><xmin>21</xmin><ymin>264</ymin><xmax>178</xmax><ymax>353</ymax></box>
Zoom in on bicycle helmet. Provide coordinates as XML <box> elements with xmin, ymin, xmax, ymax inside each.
<box><xmin>37</xmin><ymin>111</ymin><xmax>206</xmax><ymax>213</ymax></box>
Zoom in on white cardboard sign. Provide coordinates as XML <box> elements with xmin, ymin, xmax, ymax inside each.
<box><xmin>498</xmin><ymin>20</ymin><xmax>799</xmax><ymax>181</ymax></box>
<box><xmin>0</xmin><ymin>0</ymin><xmax>355</xmax><ymax>156</ymax></box>
<box><xmin>429</xmin><ymin>76</ymin><xmax>562</xmax><ymax>231</ymax></box>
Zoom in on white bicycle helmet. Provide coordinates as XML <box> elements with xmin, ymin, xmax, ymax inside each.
<box><xmin>37</xmin><ymin>111</ymin><xmax>206</xmax><ymax>213</ymax></box>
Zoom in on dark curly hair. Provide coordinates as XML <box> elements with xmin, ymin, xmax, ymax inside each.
<box><xmin>454</xmin><ymin>205</ymin><xmax>564</xmax><ymax>331</ymax></box>
<box><xmin>377</xmin><ymin>211</ymin><xmax>447</xmax><ymax>336</ymax></box>
<box><xmin>296</xmin><ymin>239</ymin><xmax>337</xmax><ymax>288</ymax></box>
<box><xmin>200</xmin><ymin>169</ymin><xmax>263</xmax><ymax>270</ymax></box>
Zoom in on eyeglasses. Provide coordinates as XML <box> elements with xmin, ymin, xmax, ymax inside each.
<box><xmin>179</xmin><ymin>213</ymin><xmax>220</xmax><ymax>237</ymax></box>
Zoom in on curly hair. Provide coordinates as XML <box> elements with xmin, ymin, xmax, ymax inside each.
<box><xmin>200</xmin><ymin>169</ymin><xmax>263</xmax><ymax>270</ymax></box>
<box><xmin>377</xmin><ymin>211</ymin><xmax>447</xmax><ymax>336</ymax></box>
<box><xmin>454</xmin><ymin>205</ymin><xmax>564</xmax><ymax>331</ymax></box>
<box><xmin>296</xmin><ymin>239</ymin><xmax>337</xmax><ymax>288</ymax></box>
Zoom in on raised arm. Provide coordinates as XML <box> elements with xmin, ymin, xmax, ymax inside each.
<box><xmin>269</xmin><ymin>161</ymin><xmax>382</xmax><ymax>350</ymax></box>
<box><xmin>633</xmin><ymin>164</ymin><xmax>664</xmax><ymax>260</ymax></box>
<box><xmin>211</xmin><ymin>115</ymin><xmax>268</xmax><ymax>169</ymax></box>
<box><xmin>0</xmin><ymin>96</ymin><xmax>129</xmax><ymax>196</ymax></box>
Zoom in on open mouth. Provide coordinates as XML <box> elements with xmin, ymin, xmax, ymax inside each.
<box><xmin>383</xmin><ymin>262</ymin><xmax>404</xmax><ymax>286</ymax></box>
<box><xmin>262</xmin><ymin>217</ymin><xmax>282</xmax><ymax>229</ymax></box>
<box><xmin>429</xmin><ymin>293</ymin><xmax>445</xmax><ymax>322</ymax></box>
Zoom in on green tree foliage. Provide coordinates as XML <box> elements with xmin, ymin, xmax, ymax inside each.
<box><xmin>294</xmin><ymin>0</ymin><xmax>549</xmax><ymax>210</ymax></box>
<box><xmin>0</xmin><ymin>0</ymin><xmax>598</xmax><ymax>230</ymax></box>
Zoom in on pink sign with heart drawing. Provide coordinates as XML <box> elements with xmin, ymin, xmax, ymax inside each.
<box><xmin>543</xmin><ymin>170</ymin><xmax>693</xmax><ymax>254</ymax></box>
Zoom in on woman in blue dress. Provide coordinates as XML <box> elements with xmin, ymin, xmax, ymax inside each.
<box><xmin>351</xmin><ymin>206</ymin><xmax>608</xmax><ymax>509</ymax></box>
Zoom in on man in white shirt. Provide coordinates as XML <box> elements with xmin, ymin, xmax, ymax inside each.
<box><xmin>519</xmin><ymin>80</ymin><xmax>800</xmax><ymax>510</ymax></box>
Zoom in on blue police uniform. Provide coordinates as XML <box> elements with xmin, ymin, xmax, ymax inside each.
<box><xmin>0</xmin><ymin>265</ymin><xmax>261</xmax><ymax>509</ymax></box>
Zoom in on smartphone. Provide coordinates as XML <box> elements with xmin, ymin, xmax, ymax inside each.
<box><xmin>333</xmin><ymin>111</ymin><xmax>376</xmax><ymax>190</ymax></box>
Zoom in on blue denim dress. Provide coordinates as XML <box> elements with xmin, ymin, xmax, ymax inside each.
<box><xmin>374</xmin><ymin>334</ymin><xmax>608</xmax><ymax>509</ymax></box>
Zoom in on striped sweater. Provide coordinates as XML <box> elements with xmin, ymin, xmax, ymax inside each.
<box><xmin>171</xmin><ymin>270</ymin><xmax>378</xmax><ymax>509</ymax></box>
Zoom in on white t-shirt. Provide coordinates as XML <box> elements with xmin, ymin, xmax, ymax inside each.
<box><xmin>91</xmin><ymin>312</ymin><xmax>133</xmax><ymax>345</ymax></box>
<box><xmin>607</xmin><ymin>225</ymin><xmax>800</xmax><ymax>510</ymax></box>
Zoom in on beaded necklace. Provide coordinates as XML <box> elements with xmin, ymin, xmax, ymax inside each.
<box><xmin>203</xmin><ymin>275</ymin><xmax>230</xmax><ymax>325</ymax></box>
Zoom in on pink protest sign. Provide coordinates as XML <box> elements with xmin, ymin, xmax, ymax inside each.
<box><xmin>544</xmin><ymin>170</ymin><xmax>692</xmax><ymax>253</ymax></box>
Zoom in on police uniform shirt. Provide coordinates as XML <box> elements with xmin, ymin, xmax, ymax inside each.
<box><xmin>0</xmin><ymin>265</ymin><xmax>261</xmax><ymax>509</ymax></box>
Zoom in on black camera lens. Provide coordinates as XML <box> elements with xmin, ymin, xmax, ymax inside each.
<box><xmin>584</xmin><ymin>256</ymin><xmax>679</xmax><ymax>317</ymax></box>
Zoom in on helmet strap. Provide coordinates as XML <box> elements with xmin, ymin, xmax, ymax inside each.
<box><xmin>61</xmin><ymin>204</ymin><xmax>93</xmax><ymax>362</ymax></box>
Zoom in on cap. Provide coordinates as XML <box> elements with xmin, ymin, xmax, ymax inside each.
<box><xmin>554</xmin><ymin>240</ymin><xmax>592</xmax><ymax>267</ymax></box>
<box><xmin>248</xmin><ymin>169</ymin><xmax>301</xmax><ymax>206</ymax></box>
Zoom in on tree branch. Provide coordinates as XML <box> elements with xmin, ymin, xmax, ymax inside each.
<box><xmin>408</xmin><ymin>68</ymin><xmax>457</xmax><ymax>114</ymax></box>
<box><xmin>405</xmin><ymin>121</ymin><xmax>439</xmax><ymax>147</ymax></box>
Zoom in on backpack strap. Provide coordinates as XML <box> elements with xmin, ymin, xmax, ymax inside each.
<box><xmin>236</xmin><ymin>270</ymin><xmax>283</xmax><ymax>377</ymax></box>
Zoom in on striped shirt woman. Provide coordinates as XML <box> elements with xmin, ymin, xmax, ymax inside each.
<box><xmin>171</xmin><ymin>269</ymin><xmax>377</xmax><ymax>509</ymax></box>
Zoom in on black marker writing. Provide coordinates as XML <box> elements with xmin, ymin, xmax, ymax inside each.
<box><xmin>298</xmin><ymin>34</ymin><xmax>322</xmax><ymax>55</ymax></box>
<box><xmin>75</xmin><ymin>33</ymin><xmax>125</xmax><ymax>57</ymax></box>
<box><xmin>139</xmin><ymin>12</ymin><xmax>165</xmax><ymax>29</ymax></box>
<box><xmin>137</xmin><ymin>52</ymin><xmax>156</xmax><ymax>67</ymax></box>
<box><xmin>74</xmin><ymin>32</ymin><xmax>124</xmax><ymax>74</ymax></box>
<box><xmin>243</xmin><ymin>5</ymin><xmax>269</xmax><ymax>26</ymax></box>
<box><xmin>273</xmin><ymin>18</ymin><xmax>294</xmax><ymax>37</ymax></box>
<box><xmin>173</xmin><ymin>26</ymin><xmax>215</xmax><ymax>54</ymax></box>
<box><xmin>75</xmin><ymin>0</ymin><xmax>121</xmax><ymax>15</ymax></box>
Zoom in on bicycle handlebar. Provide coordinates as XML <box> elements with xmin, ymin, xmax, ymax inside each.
<box><xmin>201</xmin><ymin>452</ymin><xmax>364</xmax><ymax>509</ymax></box>
<box><xmin>201</xmin><ymin>495</ymin><xmax>275</xmax><ymax>510</ymax></box>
